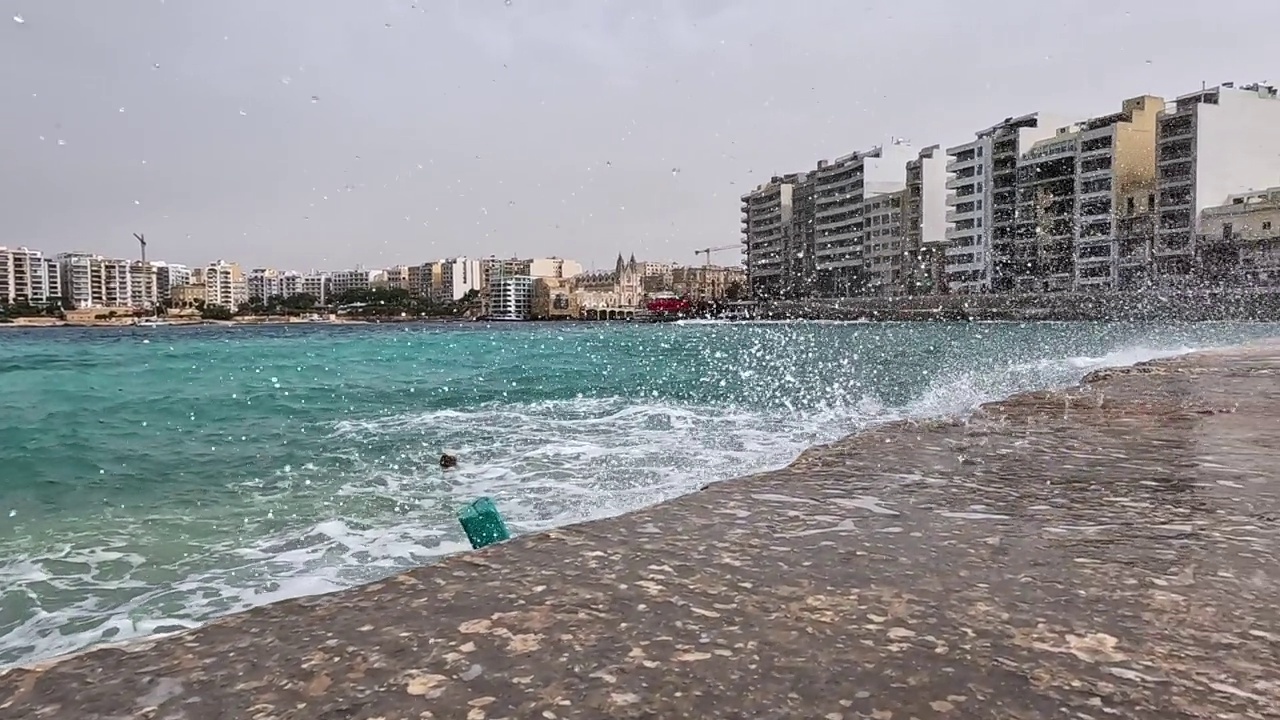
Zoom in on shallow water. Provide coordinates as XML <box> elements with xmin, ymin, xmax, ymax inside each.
<box><xmin>1</xmin><ymin>320</ymin><xmax>1276</xmax><ymax>666</ymax></box>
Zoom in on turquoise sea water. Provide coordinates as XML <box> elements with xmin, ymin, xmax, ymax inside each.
<box><xmin>1</xmin><ymin>320</ymin><xmax>1277</xmax><ymax>667</ymax></box>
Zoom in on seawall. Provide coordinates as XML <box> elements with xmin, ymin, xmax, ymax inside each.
<box><xmin>763</xmin><ymin>288</ymin><xmax>1280</xmax><ymax>322</ymax></box>
<box><xmin>3</xmin><ymin>341</ymin><xmax>1279</xmax><ymax>718</ymax></box>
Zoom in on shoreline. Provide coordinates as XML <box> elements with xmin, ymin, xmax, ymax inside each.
<box><xmin>3</xmin><ymin>339</ymin><xmax>1279</xmax><ymax>717</ymax></box>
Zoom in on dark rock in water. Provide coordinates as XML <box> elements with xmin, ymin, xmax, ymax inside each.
<box><xmin>2</xmin><ymin>340</ymin><xmax>1279</xmax><ymax>719</ymax></box>
<box><xmin>439</xmin><ymin>453</ymin><xmax>457</xmax><ymax>469</ymax></box>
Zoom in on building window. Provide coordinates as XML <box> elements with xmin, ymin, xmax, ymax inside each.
<box><xmin>1264</xmin><ymin>221</ymin><xmax>1273</xmax><ymax>231</ymax></box>
<box><xmin>1147</xmin><ymin>193</ymin><xmax>1155</xmax><ymax>212</ymax></box>
<box><xmin>1126</xmin><ymin>197</ymin><xmax>1135</xmax><ymax>215</ymax></box>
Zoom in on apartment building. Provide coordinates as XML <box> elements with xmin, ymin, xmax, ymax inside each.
<box><xmin>247</xmin><ymin>268</ymin><xmax>279</xmax><ymax>302</ymax></box>
<box><xmin>525</xmin><ymin>257</ymin><xmax>584</xmax><ymax>280</ymax></box>
<box><xmin>862</xmin><ymin>191</ymin><xmax>906</xmax><ymax>294</ymax></box>
<box><xmin>57</xmin><ymin>252</ymin><xmax>132</xmax><ymax>309</ymax></box>
<box><xmin>0</xmin><ymin>246</ymin><xmax>62</xmax><ymax>305</ymax></box>
<box><xmin>383</xmin><ymin>265</ymin><xmax>412</xmax><ymax>292</ymax></box>
<box><xmin>151</xmin><ymin>262</ymin><xmax>190</xmax><ymax>304</ymax></box>
<box><xmin>298</xmin><ymin>273</ymin><xmax>328</xmax><ymax>303</ymax></box>
<box><xmin>741</xmin><ymin>173</ymin><xmax>801</xmax><ymax>298</ymax></box>
<box><xmin>438</xmin><ymin>257</ymin><xmax>482</xmax><ymax>301</ymax></box>
<box><xmin>484</xmin><ymin>275</ymin><xmax>536</xmax><ymax>320</ymax></box>
<box><xmin>328</xmin><ymin>268</ymin><xmax>374</xmax><ymax>296</ymax></box>
<box><xmin>1062</xmin><ymin>96</ymin><xmax>1164</xmax><ymax>291</ymax></box>
<box><xmin>1011</xmin><ymin>127</ymin><xmax>1080</xmax><ymax>292</ymax></box>
<box><xmin>128</xmin><ymin>261</ymin><xmax>159</xmax><ymax>308</ymax></box>
<box><xmin>946</xmin><ymin>113</ymin><xmax>1068</xmax><ymax>294</ymax></box>
<box><xmin>1197</xmin><ymin>186</ymin><xmax>1280</xmax><ymax>286</ymax></box>
<box><xmin>903</xmin><ymin>146</ymin><xmax>949</xmax><ymax>294</ymax></box>
<box><xmin>1154</xmin><ymin>82</ymin><xmax>1280</xmax><ymax>285</ymax></box>
<box><xmin>813</xmin><ymin>140</ymin><xmax>917</xmax><ymax>296</ymax></box>
<box><xmin>198</xmin><ymin>261</ymin><xmax>248</xmax><ymax>309</ymax></box>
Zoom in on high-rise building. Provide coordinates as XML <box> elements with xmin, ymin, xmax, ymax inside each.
<box><xmin>1070</xmin><ymin>95</ymin><xmax>1164</xmax><ymax>291</ymax></box>
<box><xmin>903</xmin><ymin>145</ymin><xmax>949</xmax><ymax>294</ymax></box>
<box><xmin>0</xmin><ymin>246</ymin><xmax>62</xmax><ymax>306</ymax></box>
<box><xmin>57</xmin><ymin>252</ymin><xmax>132</xmax><ymax>308</ymax></box>
<box><xmin>127</xmin><ymin>261</ymin><xmax>159</xmax><ymax>308</ymax></box>
<box><xmin>328</xmin><ymin>267</ymin><xmax>374</xmax><ymax>297</ymax></box>
<box><xmin>1154</xmin><ymin>82</ymin><xmax>1280</xmax><ymax>285</ymax></box>
<box><xmin>742</xmin><ymin>173</ymin><xmax>802</xmax><ymax>298</ymax></box>
<box><xmin>813</xmin><ymin>140</ymin><xmax>918</xmax><ymax>296</ymax></box>
<box><xmin>484</xmin><ymin>275</ymin><xmax>535</xmax><ymax>320</ymax></box>
<box><xmin>151</xmin><ymin>262</ymin><xmax>190</xmax><ymax>304</ymax></box>
<box><xmin>438</xmin><ymin>257</ymin><xmax>482</xmax><ymax>301</ymax></box>
<box><xmin>862</xmin><ymin>190</ymin><xmax>906</xmax><ymax>295</ymax></box>
<box><xmin>945</xmin><ymin>113</ymin><xmax>1069</xmax><ymax>294</ymax></box>
<box><xmin>198</xmin><ymin>261</ymin><xmax>247</xmax><ymax>309</ymax></box>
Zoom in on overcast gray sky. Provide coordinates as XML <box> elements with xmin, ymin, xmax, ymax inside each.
<box><xmin>2</xmin><ymin>0</ymin><xmax>1276</xmax><ymax>271</ymax></box>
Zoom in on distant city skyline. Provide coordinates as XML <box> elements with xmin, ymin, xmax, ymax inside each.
<box><xmin>3</xmin><ymin>0</ymin><xmax>1277</xmax><ymax>269</ymax></box>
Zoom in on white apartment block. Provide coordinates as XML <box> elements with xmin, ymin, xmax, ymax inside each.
<box><xmin>485</xmin><ymin>275</ymin><xmax>535</xmax><ymax>320</ymax></box>
<box><xmin>812</xmin><ymin>139</ymin><xmax>917</xmax><ymax>295</ymax></box>
<box><xmin>1154</xmin><ymin>82</ymin><xmax>1280</xmax><ymax>284</ymax></box>
<box><xmin>328</xmin><ymin>268</ymin><xmax>374</xmax><ymax>296</ymax></box>
<box><xmin>742</xmin><ymin>173</ymin><xmax>801</xmax><ymax>298</ymax></box>
<box><xmin>0</xmin><ymin>246</ymin><xmax>62</xmax><ymax>305</ymax></box>
<box><xmin>438</xmin><ymin>257</ymin><xmax>482</xmax><ymax>301</ymax></box>
<box><xmin>945</xmin><ymin>113</ymin><xmax>1069</xmax><ymax>294</ymax></box>
<box><xmin>199</xmin><ymin>261</ymin><xmax>248</xmax><ymax>309</ymax></box>
<box><xmin>57</xmin><ymin>252</ymin><xmax>133</xmax><ymax>308</ymax></box>
<box><xmin>298</xmin><ymin>273</ymin><xmax>328</xmax><ymax>303</ymax></box>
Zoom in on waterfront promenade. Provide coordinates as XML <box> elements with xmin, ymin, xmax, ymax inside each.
<box><xmin>3</xmin><ymin>342</ymin><xmax>1279</xmax><ymax>718</ymax></box>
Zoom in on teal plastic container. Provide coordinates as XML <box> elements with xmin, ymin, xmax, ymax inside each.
<box><xmin>458</xmin><ymin>497</ymin><xmax>511</xmax><ymax>549</ymax></box>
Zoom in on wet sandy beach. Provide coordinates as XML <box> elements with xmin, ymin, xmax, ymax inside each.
<box><xmin>2</xmin><ymin>340</ymin><xmax>1278</xmax><ymax>719</ymax></box>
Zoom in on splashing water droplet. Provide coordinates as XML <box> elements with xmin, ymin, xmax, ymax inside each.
<box><xmin>310</xmin><ymin>95</ymin><xmax>320</xmax><ymax>103</ymax></box>
<box><xmin>384</xmin><ymin>23</ymin><xmax>391</xmax><ymax>28</ymax></box>
<box><xmin>56</xmin><ymin>139</ymin><xmax>66</xmax><ymax>146</ymax></box>
<box><xmin>134</xmin><ymin>200</ymin><xmax>141</xmax><ymax>205</ymax></box>
<box><xmin>12</xmin><ymin>14</ymin><xmax>24</xmax><ymax>24</ymax></box>
<box><xmin>280</xmin><ymin>76</ymin><xmax>291</xmax><ymax>85</ymax></box>
<box><xmin>505</xmin><ymin>0</ymin><xmax>512</xmax><ymax>5</ymax></box>
<box><xmin>671</xmin><ymin>167</ymin><xmax>681</xmax><ymax>176</ymax></box>
<box><xmin>239</xmin><ymin>109</ymin><xmax>247</xmax><ymax>116</ymax></box>
<box><xmin>152</xmin><ymin>62</ymin><xmax>160</xmax><ymax>69</ymax></box>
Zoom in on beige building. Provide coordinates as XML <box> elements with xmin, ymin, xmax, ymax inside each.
<box><xmin>525</xmin><ymin>257</ymin><xmax>583</xmax><ymax>280</ymax></box>
<box><xmin>195</xmin><ymin>261</ymin><xmax>248</xmax><ymax>309</ymax></box>
<box><xmin>572</xmin><ymin>254</ymin><xmax>646</xmax><ymax>312</ymax></box>
<box><xmin>532</xmin><ymin>277</ymin><xmax>581</xmax><ymax>320</ymax></box>
<box><xmin>1197</xmin><ymin>186</ymin><xmax>1280</xmax><ymax>286</ymax></box>
<box><xmin>671</xmin><ymin>265</ymin><xmax>746</xmax><ymax>302</ymax></box>
<box><xmin>169</xmin><ymin>283</ymin><xmax>207</xmax><ymax>308</ymax></box>
<box><xmin>1073</xmin><ymin>95</ymin><xmax>1163</xmax><ymax>291</ymax></box>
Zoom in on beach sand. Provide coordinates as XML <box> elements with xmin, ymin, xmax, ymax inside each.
<box><xmin>2</xmin><ymin>340</ymin><xmax>1278</xmax><ymax>718</ymax></box>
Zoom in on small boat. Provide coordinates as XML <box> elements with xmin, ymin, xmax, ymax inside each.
<box><xmin>134</xmin><ymin>317</ymin><xmax>177</xmax><ymax>327</ymax></box>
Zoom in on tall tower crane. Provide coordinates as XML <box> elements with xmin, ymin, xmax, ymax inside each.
<box><xmin>134</xmin><ymin>233</ymin><xmax>147</xmax><ymax>263</ymax></box>
<box><xmin>694</xmin><ymin>244</ymin><xmax>740</xmax><ymax>266</ymax></box>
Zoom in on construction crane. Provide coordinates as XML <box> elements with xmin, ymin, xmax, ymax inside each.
<box><xmin>134</xmin><ymin>233</ymin><xmax>147</xmax><ymax>263</ymax></box>
<box><xmin>694</xmin><ymin>244</ymin><xmax>740</xmax><ymax>266</ymax></box>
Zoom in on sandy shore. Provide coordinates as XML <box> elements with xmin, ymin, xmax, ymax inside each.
<box><xmin>2</xmin><ymin>340</ymin><xmax>1279</xmax><ymax>718</ymax></box>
